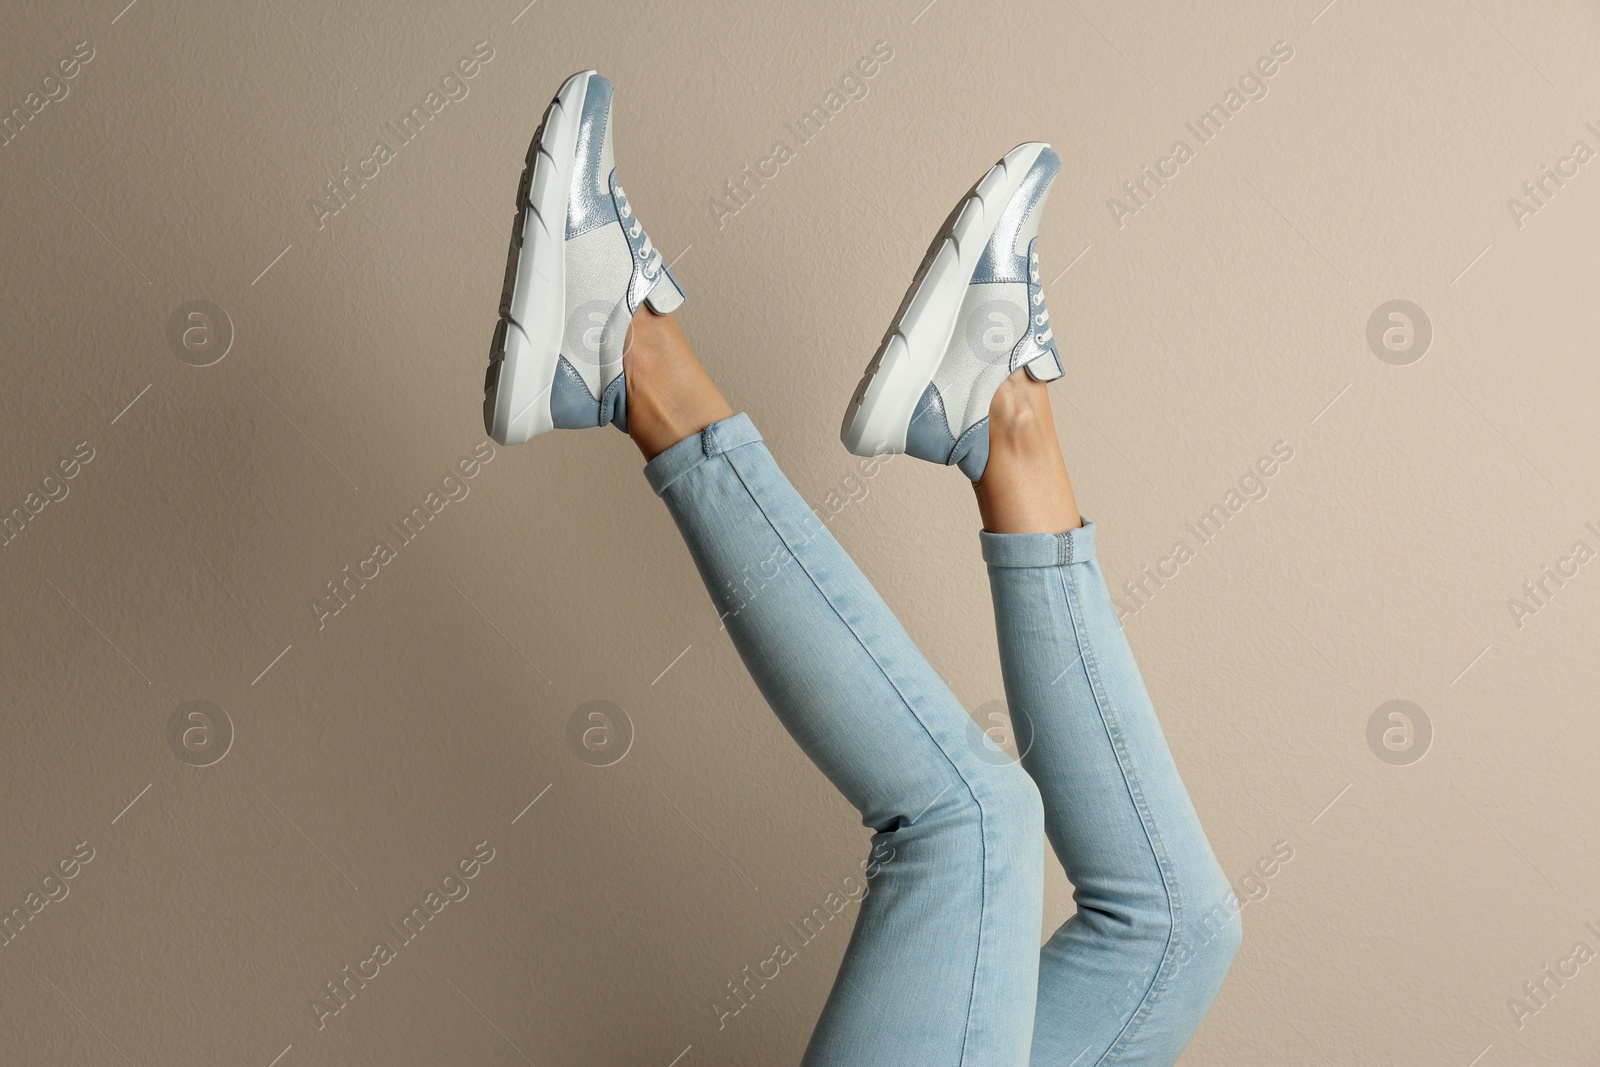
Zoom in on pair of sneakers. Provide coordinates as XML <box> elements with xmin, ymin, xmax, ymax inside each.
<box><xmin>483</xmin><ymin>70</ymin><xmax>1064</xmax><ymax>482</ymax></box>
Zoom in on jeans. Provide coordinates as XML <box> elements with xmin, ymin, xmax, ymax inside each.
<box><xmin>646</xmin><ymin>413</ymin><xmax>1240</xmax><ymax>1066</ymax></box>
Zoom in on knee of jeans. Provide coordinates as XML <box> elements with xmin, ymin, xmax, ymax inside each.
<box><xmin>911</xmin><ymin>761</ymin><xmax>1042</xmax><ymax>851</ymax></box>
<box><xmin>974</xmin><ymin>761</ymin><xmax>1045</xmax><ymax>848</ymax></box>
<box><xmin>1079</xmin><ymin>855</ymin><xmax>1238</xmax><ymax>969</ymax></box>
<box><xmin>1169</xmin><ymin>877</ymin><xmax>1242</xmax><ymax>991</ymax></box>
<box><xmin>1195</xmin><ymin>890</ymin><xmax>1242</xmax><ymax>957</ymax></box>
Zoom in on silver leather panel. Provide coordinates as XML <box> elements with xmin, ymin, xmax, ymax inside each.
<box><xmin>566</xmin><ymin>76</ymin><xmax>621</xmax><ymax>238</ymax></box>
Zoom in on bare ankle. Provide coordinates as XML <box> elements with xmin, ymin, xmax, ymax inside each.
<box><xmin>987</xmin><ymin>368</ymin><xmax>1054</xmax><ymax>448</ymax></box>
<box><xmin>621</xmin><ymin>308</ymin><xmax>681</xmax><ymax>369</ymax></box>
<box><xmin>972</xmin><ymin>368</ymin><xmax>1080</xmax><ymax>533</ymax></box>
<box><xmin>622</xmin><ymin>310</ymin><xmax>733</xmax><ymax>460</ymax></box>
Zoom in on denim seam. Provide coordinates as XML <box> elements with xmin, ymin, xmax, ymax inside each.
<box><xmin>647</xmin><ymin>419</ymin><xmax>752</xmax><ymax>495</ymax></box>
<box><xmin>1056</xmin><ymin>563</ymin><xmax>1187</xmax><ymax>1067</ymax></box>
<box><xmin>717</xmin><ymin>445</ymin><xmax>997</xmax><ymax>1064</ymax></box>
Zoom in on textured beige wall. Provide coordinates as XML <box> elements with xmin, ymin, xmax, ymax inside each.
<box><xmin>3</xmin><ymin>0</ymin><xmax>1598</xmax><ymax>1063</ymax></box>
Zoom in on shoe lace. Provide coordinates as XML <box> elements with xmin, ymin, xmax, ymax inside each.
<box><xmin>1028</xmin><ymin>248</ymin><xmax>1052</xmax><ymax>345</ymax></box>
<box><xmin>614</xmin><ymin>183</ymin><xmax>663</xmax><ymax>279</ymax></box>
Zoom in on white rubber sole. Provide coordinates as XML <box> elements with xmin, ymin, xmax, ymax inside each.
<box><xmin>840</xmin><ymin>142</ymin><xmax>1048</xmax><ymax>458</ymax></box>
<box><xmin>484</xmin><ymin>70</ymin><xmax>593</xmax><ymax>446</ymax></box>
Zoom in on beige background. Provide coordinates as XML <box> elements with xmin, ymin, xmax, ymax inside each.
<box><xmin>3</xmin><ymin>0</ymin><xmax>1598</xmax><ymax>1063</ymax></box>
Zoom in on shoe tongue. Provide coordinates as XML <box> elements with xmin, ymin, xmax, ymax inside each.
<box><xmin>1024</xmin><ymin>350</ymin><xmax>1064</xmax><ymax>382</ymax></box>
<box><xmin>644</xmin><ymin>265</ymin><xmax>686</xmax><ymax>314</ymax></box>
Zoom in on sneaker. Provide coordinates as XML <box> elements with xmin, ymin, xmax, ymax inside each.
<box><xmin>840</xmin><ymin>142</ymin><xmax>1064</xmax><ymax>481</ymax></box>
<box><xmin>484</xmin><ymin>70</ymin><xmax>686</xmax><ymax>445</ymax></box>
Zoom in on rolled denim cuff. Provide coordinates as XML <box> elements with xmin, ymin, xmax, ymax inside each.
<box><xmin>643</xmin><ymin>412</ymin><xmax>764</xmax><ymax>496</ymax></box>
<box><xmin>980</xmin><ymin>520</ymin><xmax>1096</xmax><ymax>568</ymax></box>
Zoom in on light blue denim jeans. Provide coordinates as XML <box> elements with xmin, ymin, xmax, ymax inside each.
<box><xmin>646</xmin><ymin>413</ymin><xmax>1240</xmax><ymax>1066</ymax></box>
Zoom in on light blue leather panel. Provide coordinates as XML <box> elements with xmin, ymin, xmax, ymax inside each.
<box><xmin>906</xmin><ymin>381</ymin><xmax>992</xmax><ymax>480</ymax></box>
<box><xmin>904</xmin><ymin>382</ymin><xmax>957</xmax><ymax>465</ymax></box>
<box><xmin>954</xmin><ymin>420</ymin><xmax>990</xmax><ymax>481</ymax></box>
<box><xmin>550</xmin><ymin>354</ymin><xmax>601</xmax><ymax>428</ymax></box>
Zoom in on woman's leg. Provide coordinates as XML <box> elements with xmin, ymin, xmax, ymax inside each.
<box><xmin>627</xmin><ymin>311</ymin><xmax>1046</xmax><ymax>1067</ymax></box>
<box><xmin>976</xmin><ymin>371</ymin><xmax>1241</xmax><ymax>1067</ymax></box>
